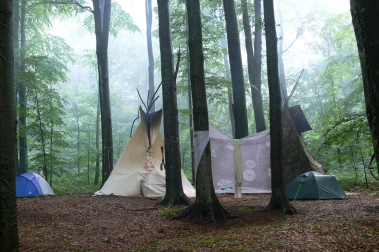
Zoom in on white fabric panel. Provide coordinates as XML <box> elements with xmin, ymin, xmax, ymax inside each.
<box><xmin>207</xmin><ymin>126</ymin><xmax>272</xmax><ymax>194</ymax></box>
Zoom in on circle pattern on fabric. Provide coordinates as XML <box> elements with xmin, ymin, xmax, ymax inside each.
<box><xmin>243</xmin><ymin>168</ymin><xmax>256</xmax><ymax>181</ymax></box>
<box><xmin>245</xmin><ymin>159</ymin><xmax>256</xmax><ymax>169</ymax></box>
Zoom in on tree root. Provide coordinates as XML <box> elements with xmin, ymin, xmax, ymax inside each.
<box><xmin>173</xmin><ymin>200</ymin><xmax>229</xmax><ymax>223</ymax></box>
<box><xmin>160</xmin><ymin>192</ymin><xmax>192</xmax><ymax>207</ymax></box>
<box><xmin>265</xmin><ymin>200</ymin><xmax>297</xmax><ymax>215</ymax></box>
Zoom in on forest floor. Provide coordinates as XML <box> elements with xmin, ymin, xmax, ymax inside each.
<box><xmin>17</xmin><ymin>190</ymin><xmax>378</xmax><ymax>251</ymax></box>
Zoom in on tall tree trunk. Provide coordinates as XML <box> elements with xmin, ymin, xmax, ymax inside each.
<box><xmin>94</xmin><ymin>99</ymin><xmax>100</xmax><ymax>186</ymax></box>
<box><xmin>252</xmin><ymin>0</ymin><xmax>266</xmax><ymax>132</ymax></box>
<box><xmin>180</xmin><ymin>0</ymin><xmax>227</xmax><ymax>222</ymax></box>
<box><xmin>146</xmin><ymin>0</ymin><xmax>155</xmax><ymax>112</ymax></box>
<box><xmin>186</xmin><ymin>51</ymin><xmax>195</xmax><ymax>183</ymax></box>
<box><xmin>49</xmin><ymin>84</ymin><xmax>54</xmax><ymax>185</ymax></box>
<box><xmin>222</xmin><ymin>0</ymin><xmax>249</xmax><ymax>139</ymax></box>
<box><xmin>0</xmin><ymin>0</ymin><xmax>20</xmax><ymax>249</ymax></box>
<box><xmin>241</xmin><ymin>0</ymin><xmax>266</xmax><ymax>133</ymax></box>
<box><xmin>93</xmin><ymin>0</ymin><xmax>113</xmax><ymax>184</ymax></box>
<box><xmin>35</xmin><ymin>93</ymin><xmax>48</xmax><ymax>180</ymax></box>
<box><xmin>18</xmin><ymin>0</ymin><xmax>27</xmax><ymax>173</ymax></box>
<box><xmin>263</xmin><ymin>0</ymin><xmax>295</xmax><ymax>214</ymax></box>
<box><xmin>351</xmin><ymin>0</ymin><xmax>379</xmax><ymax>172</ymax></box>
<box><xmin>13</xmin><ymin>0</ymin><xmax>20</xmax><ymax>173</ymax></box>
<box><xmin>74</xmin><ymin>103</ymin><xmax>80</xmax><ymax>173</ymax></box>
<box><xmin>277</xmin><ymin>3</ymin><xmax>288</xmax><ymax>101</ymax></box>
<box><xmin>220</xmin><ymin>38</ymin><xmax>236</xmax><ymax>137</ymax></box>
<box><xmin>157</xmin><ymin>0</ymin><xmax>190</xmax><ymax>206</ymax></box>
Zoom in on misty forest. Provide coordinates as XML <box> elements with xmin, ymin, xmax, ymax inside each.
<box><xmin>1</xmin><ymin>0</ymin><xmax>379</xmax><ymax>251</ymax></box>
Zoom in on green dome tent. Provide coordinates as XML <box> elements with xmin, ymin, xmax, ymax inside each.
<box><xmin>286</xmin><ymin>171</ymin><xmax>347</xmax><ymax>200</ymax></box>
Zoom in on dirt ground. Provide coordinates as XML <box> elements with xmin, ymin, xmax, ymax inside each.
<box><xmin>17</xmin><ymin>191</ymin><xmax>379</xmax><ymax>251</ymax></box>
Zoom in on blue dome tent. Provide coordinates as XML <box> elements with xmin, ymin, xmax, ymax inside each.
<box><xmin>16</xmin><ymin>172</ymin><xmax>54</xmax><ymax>198</ymax></box>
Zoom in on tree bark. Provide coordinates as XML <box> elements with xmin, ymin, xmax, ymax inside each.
<box><xmin>18</xmin><ymin>0</ymin><xmax>28</xmax><ymax>173</ymax></box>
<box><xmin>0</xmin><ymin>0</ymin><xmax>20</xmax><ymax>250</ymax></box>
<box><xmin>277</xmin><ymin>2</ymin><xmax>288</xmax><ymax>101</ymax></box>
<box><xmin>220</xmin><ymin>38</ymin><xmax>236</xmax><ymax>137</ymax></box>
<box><xmin>146</xmin><ymin>0</ymin><xmax>155</xmax><ymax>112</ymax></box>
<box><xmin>93</xmin><ymin>0</ymin><xmax>113</xmax><ymax>184</ymax></box>
<box><xmin>74</xmin><ymin>103</ymin><xmax>80</xmax><ymax>173</ymax></box>
<box><xmin>222</xmin><ymin>0</ymin><xmax>249</xmax><ymax>139</ymax></box>
<box><xmin>157</xmin><ymin>0</ymin><xmax>190</xmax><ymax>206</ymax></box>
<box><xmin>179</xmin><ymin>0</ymin><xmax>227</xmax><ymax>222</ymax></box>
<box><xmin>350</xmin><ymin>0</ymin><xmax>379</xmax><ymax>172</ymax></box>
<box><xmin>186</xmin><ymin>60</ymin><xmax>195</xmax><ymax>183</ymax></box>
<box><xmin>241</xmin><ymin>0</ymin><xmax>266</xmax><ymax>132</ymax></box>
<box><xmin>263</xmin><ymin>0</ymin><xmax>295</xmax><ymax>214</ymax></box>
<box><xmin>13</xmin><ymin>0</ymin><xmax>20</xmax><ymax>173</ymax></box>
<box><xmin>94</xmin><ymin>98</ymin><xmax>100</xmax><ymax>185</ymax></box>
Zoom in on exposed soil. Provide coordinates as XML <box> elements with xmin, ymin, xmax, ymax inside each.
<box><xmin>17</xmin><ymin>191</ymin><xmax>379</xmax><ymax>251</ymax></box>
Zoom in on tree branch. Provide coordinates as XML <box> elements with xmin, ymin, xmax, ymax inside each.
<box><xmin>29</xmin><ymin>0</ymin><xmax>93</xmax><ymax>13</ymax></box>
<box><xmin>173</xmin><ymin>48</ymin><xmax>181</xmax><ymax>82</ymax></box>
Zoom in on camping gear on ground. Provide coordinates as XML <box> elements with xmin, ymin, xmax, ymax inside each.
<box><xmin>286</xmin><ymin>171</ymin><xmax>347</xmax><ymax>200</ymax></box>
<box><xmin>94</xmin><ymin>108</ymin><xmax>196</xmax><ymax>198</ymax></box>
<box><xmin>16</xmin><ymin>172</ymin><xmax>55</xmax><ymax>198</ymax></box>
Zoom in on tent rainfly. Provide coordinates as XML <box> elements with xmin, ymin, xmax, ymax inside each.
<box><xmin>94</xmin><ymin>107</ymin><xmax>196</xmax><ymax>198</ymax></box>
<box><xmin>286</xmin><ymin>171</ymin><xmax>347</xmax><ymax>200</ymax></box>
<box><xmin>16</xmin><ymin>172</ymin><xmax>55</xmax><ymax>198</ymax></box>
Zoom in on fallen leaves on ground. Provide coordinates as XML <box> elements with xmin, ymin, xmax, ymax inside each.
<box><xmin>17</xmin><ymin>192</ymin><xmax>379</xmax><ymax>251</ymax></box>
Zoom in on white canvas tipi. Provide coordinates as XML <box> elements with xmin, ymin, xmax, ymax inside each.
<box><xmin>95</xmin><ymin>107</ymin><xmax>195</xmax><ymax>198</ymax></box>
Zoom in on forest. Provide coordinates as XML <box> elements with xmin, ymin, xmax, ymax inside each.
<box><xmin>1</xmin><ymin>0</ymin><xmax>378</xmax><ymax>251</ymax></box>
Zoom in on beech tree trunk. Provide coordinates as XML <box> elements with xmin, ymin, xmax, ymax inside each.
<box><xmin>94</xmin><ymin>98</ymin><xmax>100</xmax><ymax>185</ymax></box>
<box><xmin>180</xmin><ymin>0</ymin><xmax>227</xmax><ymax>222</ymax></box>
<box><xmin>13</xmin><ymin>0</ymin><xmax>20</xmax><ymax>172</ymax></box>
<box><xmin>146</xmin><ymin>0</ymin><xmax>155</xmax><ymax>112</ymax></box>
<box><xmin>93</xmin><ymin>0</ymin><xmax>113</xmax><ymax>184</ymax></box>
<box><xmin>241</xmin><ymin>0</ymin><xmax>266</xmax><ymax>132</ymax></box>
<box><xmin>350</xmin><ymin>0</ymin><xmax>379</xmax><ymax>172</ymax></box>
<box><xmin>0</xmin><ymin>0</ymin><xmax>20</xmax><ymax>250</ymax></box>
<box><xmin>18</xmin><ymin>0</ymin><xmax>28</xmax><ymax>174</ymax></box>
<box><xmin>220</xmin><ymin>38</ymin><xmax>236</xmax><ymax>137</ymax></box>
<box><xmin>277</xmin><ymin>2</ymin><xmax>288</xmax><ymax>101</ymax></box>
<box><xmin>157</xmin><ymin>0</ymin><xmax>190</xmax><ymax>206</ymax></box>
<box><xmin>222</xmin><ymin>0</ymin><xmax>249</xmax><ymax>139</ymax></box>
<box><xmin>263</xmin><ymin>0</ymin><xmax>295</xmax><ymax>214</ymax></box>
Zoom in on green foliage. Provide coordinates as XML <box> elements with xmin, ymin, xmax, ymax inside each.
<box><xmin>22</xmin><ymin>46</ymin><xmax>72</xmax><ymax>179</ymax></box>
<box><xmin>51</xmin><ymin>169</ymin><xmax>101</xmax><ymax>194</ymax></box>
<box><xmin>293</xmin><ymin>13</ymin><xmax>375</xmax><ymax>186</ymax></box>
<box><xmin>83</xmin><ymin>2</ymin><xmax>140</xmax><ymax>36</ymax></box>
